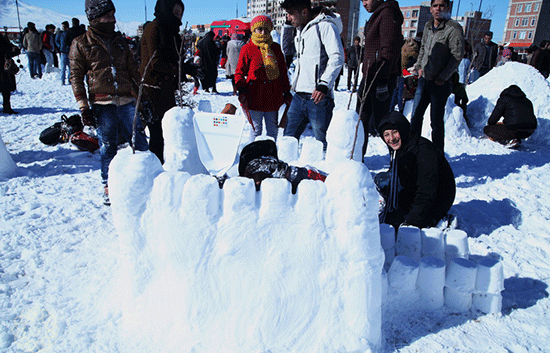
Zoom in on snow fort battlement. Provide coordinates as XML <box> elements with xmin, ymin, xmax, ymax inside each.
<box><xmin>108</xmin><ymin>108</ymin><xmax>385</xmax><ymax>352</ymax></box>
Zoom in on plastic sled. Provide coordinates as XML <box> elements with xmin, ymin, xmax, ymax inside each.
<box><xmin>193</xmin><ymin>112</ymin><xmax>246</xmax><ymax>176</ymax></box>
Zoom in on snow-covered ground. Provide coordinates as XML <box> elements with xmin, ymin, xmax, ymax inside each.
<box><xmin>1</xmin><ymin>58</ymin><xmax>550</xmax><ymax>352</ymax></box>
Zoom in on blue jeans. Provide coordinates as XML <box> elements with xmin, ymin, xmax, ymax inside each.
<box><xmin>249</xmin><ymin>110</ymin><xmax>279</xmax><ymax>140</ymax></box>
<box><xmin>43</xmin><ymin>49</ymin><xmax>54</xmax><ymax>74</ymax></box>
<box><xmin>93</xmin><ymin>102</ymin><xmax>149</xmax><ymax>184</ymax></box>
<box><xmin>60</xmin><ymin>53</ymin><xmax>70</xmax><ymax>84</ymax></box>
<box><xmin>410</xmin><ymin>77</ymin><xmax>452</xmax><ymax>151</ymax></box>
<box><xmin>389</xmin><ymin>76</ymin><xmax>405</xmax><ymax>113</ymax></box>
<box><xmin>283</xmin><ymin>93</ymin><xmax>335</xmax><ymax>148</ymax></box>
<box><xmin>27</xmin><ymin>52</ymin><xmax>42</xmax><ymax>78</ymax></box>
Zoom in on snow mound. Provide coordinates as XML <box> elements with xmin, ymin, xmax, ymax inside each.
<box><xmin>107</xmin><ymin>109</ymin><xmax>383</xmax><ymax>352</ymax></box>
<box><xmin>0</xmin><ymin>133</ymin><xmax>17</xmax><ymax>180</ymax></box>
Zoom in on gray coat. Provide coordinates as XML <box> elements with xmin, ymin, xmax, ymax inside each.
<box><xmin>225</xmin><ymin>39</ymin><xmax>245</xmax><ymax>77</ymax></box>
<box><xmin>415</xmin><ymin>18</ymin><xmax>464</xmax><ymax>82</ymax></box>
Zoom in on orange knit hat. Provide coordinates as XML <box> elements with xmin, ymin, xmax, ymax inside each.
<box><xmin>251</xmin><ymin>15</ymin><xmax>273</xmax><ymax>32</ymax></box>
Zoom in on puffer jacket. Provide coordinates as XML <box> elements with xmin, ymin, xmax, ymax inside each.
<box><xmin>487</xmin><ymin>85</ymin><xmax>537</xmax><ymax>130</ymax></box>
<box><xmin>361</xmin><ymin>0</ymin><xmax>403</xmax><ymax>83</ymax></box>
<box><xmin>292</xmin><ymin>7</ymin><xmax>344</xmax><ymax>96</ymax></box>
<box><xmin>378</xmin><ymin>111</ymin><xmax>456</xmax><ymax>228</ymax></box>
<box><xmin>22</xmin><ymin>31</ymin><xmax>42</xmax><ymax>53</ymax></box>
<box><xmin>69</xmin><ymin>27</ymin><xmax>141</xmax><ymax>109</ymax></box>
<box><xmin>415</xmin><ymin>18</ymin><xmax>464</xmax><ymax>82</ymax></box>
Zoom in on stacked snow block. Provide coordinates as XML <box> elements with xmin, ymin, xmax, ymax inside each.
<box><xmin>109</xmin><ymin>110</ymin><xmax>386</xmax><ymax>352</ymax></box>
<box><xmin>381</xmin><ymin>224</ymin><xmax>504</xmax><ymax>314</ymax></box>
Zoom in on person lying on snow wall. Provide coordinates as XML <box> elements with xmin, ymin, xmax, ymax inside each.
<box><xmin>484</xmin><ymin>84</ymin><xmax>537</xmax><ymax>148</ymax></box>
<box><xmin>238</xmin><ymin>139</ymin><xmax>327</xmax><ymax>193</ymax></box>
<box><xmin>375</xmin><ymin>111</ymin><xmax>456</xmax><ymax>229</ymax></box>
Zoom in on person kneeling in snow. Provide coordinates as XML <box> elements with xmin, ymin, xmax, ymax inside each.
<box><xmin>238</xmin><ymin>140</ymin><xmax>326</xmax><ymax>193</ymax></box>
<box><xmin>376</xmin><ymin>111</ymin><xmax>456</xmax><ymax>229</ymax></box>
<box><xmin>484</xmin><ymin>85</ymin><xmax>537</xmax><ymax>148</ymax></box>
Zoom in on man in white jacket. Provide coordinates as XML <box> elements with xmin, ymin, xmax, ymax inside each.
<box><xmin>281</xmin><ymin>0</ymin><xmax>344</xmax><ymax>148</ymax></box>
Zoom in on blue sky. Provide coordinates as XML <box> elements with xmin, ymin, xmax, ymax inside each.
<box><xmin>23</xmin><ymin>0</ymin><xmax>507</xmax><ymax>42</ymax></box>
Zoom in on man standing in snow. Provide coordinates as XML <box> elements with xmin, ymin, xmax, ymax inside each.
<box><xmin>42</xmin><ymin>24</ymin><xmax>56</xmax><ymax>74</ymax></box>
<box><xmin>69</xmin><ymin>0</ymin><xmax>148</xmax><ymax>205</ymax></box>
<box><xmin>281</xmin><ymin>0</ymin><xmax>344</xmax><ymax>149</ymax></box>
<box><xmin>55</xmin><ymin>21</ymin><xmax>71</xmax><ymax>85</ymax></box>
<box><xmin>22</xmin><ymin>22</ymin><xmax>42</xmax><ymax>79</ymax></box>
<box><xmin>471</xmin><ymin>31</ymin><xmax>498</xmax><ymax>81</ymax></box>
<box><xmin>64</xmin><ymin>18</ymin><xmax>86</xmax><ymax>51</ymax></box>
<box><xmin>356</xmin><ymin>0</ymin><xmax>403</xmax><ymax>156</ymax></box>
<box><xmin>410</xmin><ymin>0</ymin><xmax>464</xmax><ymax>152</ymax></box>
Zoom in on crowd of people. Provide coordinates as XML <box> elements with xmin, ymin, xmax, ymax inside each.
<box><xmin>1</xmin><ymin>0</ymin><xmax>547</xmax><ymax>227</ymax></box>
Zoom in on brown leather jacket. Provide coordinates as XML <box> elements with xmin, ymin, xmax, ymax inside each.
<box><xmin>69</xmin><ymin>28</ymin><xmax>141</xmax><ymax>109</ymax></box>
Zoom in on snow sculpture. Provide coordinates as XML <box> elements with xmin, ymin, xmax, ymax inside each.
<box><xmin>444</xmin><ymin>257</ymin><xmax>476</xmax><ymax>311</ymax></box>
<box><xmin>396</xmin><ymin>225</ymin><xmax>422</xmax><ymax>261</ymax></box>
<box><xmin>108</xmin><ymin>109</ymin><xmax>384</xmax><ymax>352</ymax></box>
<box><xmin>421</xmin><ymin>227</ymin><xmax>445</xmax><ymax>259</ymax></box>
<box><xmin>445</xmin><ymin>229</ymin><xmax>469</xmax><ymax>264</ymax></box>
<box><xmin>417</xmin><ymin>256</ymin><xmax>446</xmax><ymax>310</ymax></box>
<box><xmin>379</xmin><ymin>223</ymin><xmax>396</xmax><ymax>269</ymax></box>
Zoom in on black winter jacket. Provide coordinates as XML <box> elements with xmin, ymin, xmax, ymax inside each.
<box><xmin>378</xmin><ymin>112</ymin><xmax>456</xmax><ymax>228</ymax></box>
<box><xmin>487</xmin><ymin>85</ymin><xmax>537</xmax><ymax>130</ymax></box>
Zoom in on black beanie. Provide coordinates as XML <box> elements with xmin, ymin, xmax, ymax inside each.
<box><xmin>85</xmin><ymin>0</ymin><xmax>116</xmax><ymax>21</ymax></box>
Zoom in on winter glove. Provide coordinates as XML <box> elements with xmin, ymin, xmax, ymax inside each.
<box><xmin>140</xmin><ymin>101</ymin><xmax>156</xmax><ymax>125</ymax></box>
<box><xmin>315</xmin><ymin>84</ymin><xmax>329</xmax><ymax>95</ymax></box>
<box><xmin>283</xmin><ymin>91</ymin><xmax>293</xmax><ymax>106</ymax></box>
<box><xmin>80</xmin><ymin>108</ymin><xmax>96</xmax><ymax>128</ymax></box>
<box><xmin>376</xmin><ymin>84</ymin><xmax>390</xmax><ymax>101</ymax></box>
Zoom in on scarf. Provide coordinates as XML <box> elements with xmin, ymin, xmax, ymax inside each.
<box><xmin>380</xmin><ymin>151</ymin><xmax>399</xmax><ymax>223</ymax></box>
<box><xmin>89</xmin><ymin>21</ymin><xmax>116</xmax><ymax>38</ymax></box>
<box><xmin>250</xmin><ymin>32</ymin><xmax>279</xmax><ymax>81</ymax></box>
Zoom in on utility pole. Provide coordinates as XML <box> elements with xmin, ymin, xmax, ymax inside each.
<box><xmin>455</xmin><ymin>0</ymin><xmax>462</xmax><ymax>18</ymax></box>
<box><xmin>478</xmin><ymin>0</ymin><xmax>483</xmax><ymax>13</ymax></box>
<box><xmin>236</xmin><ymin>2</ymin><xmax>238</xmax><ymax>18</ymax></box>
<box><xmin>15</xmin><ymin>0</ymin><xmax>22</xmax><ymax>33</ymax></box>
<box><xmin>144</xmin><ymin>0</ymin><xmax>147</xmax><ymax>23</ymax></box>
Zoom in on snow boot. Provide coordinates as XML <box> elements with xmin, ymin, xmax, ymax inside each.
<box><xmin>103</xmin><ymin>186</ymin><xmax>111</xmax><ymax>206</ymax></box>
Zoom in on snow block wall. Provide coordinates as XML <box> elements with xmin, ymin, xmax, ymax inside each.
<box><xmin>108</xmin><ymin>110</ymin><xmax>384</xmax><ymax>352</ymax></box>
<box><xmin>380</xmin><ymin>224</ymin><xmax>504</xmax><ymax>314</ymax></box>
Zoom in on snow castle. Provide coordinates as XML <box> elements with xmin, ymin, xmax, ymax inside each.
<box><xmin>109</xmin><ymin>108</ymin><xmax>385</xmax><ymax>352</ymax></box>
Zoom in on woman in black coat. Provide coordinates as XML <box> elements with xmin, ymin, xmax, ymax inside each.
<box><xmin>484</xmin><ymin>84</ymin><xmax>537</xmax><ymax>146</ymax></box>
<box><xmin>377</xmin><ymin>111</ymin><xmax>456</xmax><ymax>229</ymax></box>
<box><xmin>196</xmin><ymin>31</ymin><xmax>220</xmax><ymax>93</ymax></box>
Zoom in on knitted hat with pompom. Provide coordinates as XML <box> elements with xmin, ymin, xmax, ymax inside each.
<box><xmin>251</xmin><ymin>15</ymin><xmax>273</xmax><ymax>32</ymax></box>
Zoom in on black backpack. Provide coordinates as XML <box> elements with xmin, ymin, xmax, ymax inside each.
<box><xmin>39</xmin><ymin>114</ymin><xmax>84</xmax><ymax>145</ymax></box>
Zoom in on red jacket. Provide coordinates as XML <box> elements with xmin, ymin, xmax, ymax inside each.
<box><xmin>235</xmin><ymin>41</ymin><xmax>290</xmax><ymax>112</ymax></box>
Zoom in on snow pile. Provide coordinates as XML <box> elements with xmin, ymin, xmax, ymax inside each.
<box><xmin>0</xmin><ymin>133</ymin><xmax>17</xmax><ymax>180</ymax></box>
<box><xmin>107</xmin><ymin>110</ymin><xmax>383</xmax><ymax>352</ymax></box>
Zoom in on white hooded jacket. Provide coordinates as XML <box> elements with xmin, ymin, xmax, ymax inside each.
<box><xmin>292</xmin><ymin>9</ymin><xmax>344</xmax><ymax>96</ymax></box>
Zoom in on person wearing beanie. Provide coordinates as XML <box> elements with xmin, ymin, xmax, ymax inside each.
<box><xmin>140</xmin><ymin>0</ymin><xmax>202</xmax><ymax>164</ymax></box>
<box><xmin>376</xmin><ymin>111</ymin><xmax>455</xmax><ymax>229</ymax></box>
<box><xmin>496</xmin><ymin>48</ymin><xmax>512</xmax><ymax>67</ymax></box>
<box><xmin>22</xmin><ymin>22</ymin><xmax>42</xmax><ymax>79</ymax></box>
<box><xmin>234</xmin><ymin>15</ymin><xmax>291</xmax><ymax>141</ymax></box>
<box><xmin>280</xmin><ymin>0</ymin><xmax>344</xmax><ymax>149</ymax></box>
<box><xmin>69</xmin><ymin>0</ymin><xmax>148</xmax><ymax>205</ymax></box>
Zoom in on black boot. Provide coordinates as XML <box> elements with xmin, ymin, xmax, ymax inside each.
<box><xmin>2</xmin><ymin>92</ymin><xmax>17</xmax><ymax>114</ymax></box>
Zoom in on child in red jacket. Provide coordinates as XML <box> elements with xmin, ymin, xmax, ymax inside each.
<box><xmin>235</xmin><ymin>15</ymin><xmax>291</xmax><ymax>140</ymax></box>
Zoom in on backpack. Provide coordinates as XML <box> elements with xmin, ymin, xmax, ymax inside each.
<box><xmin>70</xmin><ymin>131</ymin><xmax>99</xmax><ymax>153</ymax></box>
<box><xmin>39</xmin><ymin>114</ymin><xmax>84</xmax><ymax>145</ymax></box>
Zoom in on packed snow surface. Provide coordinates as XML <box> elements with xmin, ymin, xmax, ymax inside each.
<box><xmin>1</xmin><ymin>57</ymin><xmax>550</xmax><ymax>352</ymax></box>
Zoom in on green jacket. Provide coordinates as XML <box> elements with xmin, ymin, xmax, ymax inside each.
<box><xmin>415</xmin><ymin>18</ymin><xmax>464</xmax><ymax>83</ymax></box>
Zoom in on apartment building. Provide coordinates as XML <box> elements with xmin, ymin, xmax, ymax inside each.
<box><xmin>502</xmin><ymin>0</ymin><xmax>550</xmax><ymax>50</ymax></box>
<box><xmin>247</xmin><ymin>0</ymin><xmax>360</xmax><ymax>45</ymax></box>
<box><xmin>400</xmin><ymin>3</ymin><xmax>431</xmax><ymax>39</ymax></box>
<box><xmin>453</xmin><ymin>11</ymin><xmax>492</xmax><ymax>45</ymax></box>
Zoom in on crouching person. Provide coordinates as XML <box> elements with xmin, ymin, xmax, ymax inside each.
<box><xmin>70</xmin><ymin>0</ymin><xmax>149</xmax><ymax>205</ymax></box>
<box><xmin>484</xmin><ymin>85</ymin><xmax>537</xmax><ymax>148</ymax></box>
<box><xmin>376</xmin><ymin>111</ymin><xmax>455</xmax><ymax>229</ymax></box>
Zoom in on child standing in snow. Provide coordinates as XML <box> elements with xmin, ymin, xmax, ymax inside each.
<box><xmin>235</xmin><ymin>15</ymin><xmax>291</xmax><ymax>141</ymax></box>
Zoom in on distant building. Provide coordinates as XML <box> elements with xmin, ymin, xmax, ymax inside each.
<box><xmin>502</xmin><ymin>0</ymin><xmax>550</xmax><ymax>52</ymax></box>
<box><xmin>246</xmin><ymin>0</ymin><xmax>360</xmax><ymax>46</ymax></box>
<box><xmin>400</xmin><ymin>3</ymin><xmax>431</xmax><ymax>39</ymax></box>
<box><xmin>453</xmin><ymin>11</ymin><xmax>492</xmax><ymax>45</ymax></box>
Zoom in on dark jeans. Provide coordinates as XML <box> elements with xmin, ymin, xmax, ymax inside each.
<box><xmin>356</xmin><ymin>76</ymin><xmax>396</xmax><ymax>155</ymax></box>
<box><xmin>93</xmin><ymin>102</ymin><xmax>149</xmax><ymax>184</ymax></box>
<box><xmin>389</xmin><ymin>76</ymin><xmax>405</xmax><ymax>113</ymax></box>
<box><xmin>410</xmin><ymin>77</ymin><xmax>452</xmax><ymax>151</ymax></box>
<box><xmin>27</xmin><ymin>52</ymin><xmax>42</xmax><ymax>78</ymax></box>
<box><xmin>284</xmin><ymin>92</ymin><xmax>335</xmax><ymax>149</ymax></box>
<box><xmin>347</xmin><ymin>66</ymin><xmax>359</xmax><ymax>91</ymax></box>
<box><xmin>484</xmin><ymin>124</ymin><xmax>535</xmax><ymax>143</ymax></box>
